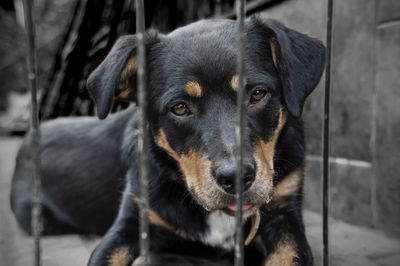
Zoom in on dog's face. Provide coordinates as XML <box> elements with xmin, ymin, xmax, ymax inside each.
<box><xmin>87</xmin><ymin>18</ymin><xmax>325</xmax><ymax>216</ymax></box>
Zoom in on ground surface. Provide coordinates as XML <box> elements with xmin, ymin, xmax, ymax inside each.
<box><xmin>0</xmin><ymin>136</ymin><xmax>399</xmax><ymax>265</ymax></box>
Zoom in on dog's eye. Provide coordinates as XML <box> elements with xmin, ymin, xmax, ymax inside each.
<box><xmin>171</xmin><ymin>103</ymin><xmax>191</xmax><ymax>116</ymax></box>
<box><xmin>250</xmin><ymin>89</ymin><xmax>267</xmax><ymax>104</ymax></box>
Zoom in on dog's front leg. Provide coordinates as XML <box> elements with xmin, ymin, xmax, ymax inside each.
<box><xmin>88</xmin><ymin>192</ymin><xmax>139</xmax><ymax>266</ymax></box>
<box><xmin>259</xmin><ymin>210</ymin><xmax>313</xmax><ymax>266</ymax></box>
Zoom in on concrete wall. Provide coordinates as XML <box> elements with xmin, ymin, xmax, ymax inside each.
<box><xmin>372</xmin><ymin>0</ymin><xmax>400</xmax><ymax>236</ymax></box>
<box><xmin>260</xmin><ymin>0</ymin><xmax>400</xmax><ymax>236</ymax></box>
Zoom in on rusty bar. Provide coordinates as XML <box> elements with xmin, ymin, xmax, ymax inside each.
<box><xmin>234</xmin><ymin>0</ymin><xmax>246</xmax><ymax>265</ymax></box>
<box><xmin>323</xmin><ymin>0</ymin><xmax>333</xmax><ymax>265</ymax></box>
<box><xmin>136</xmin><ymin>0</ymin><xmax>150</xmax><ymax>264</ymax></box>
<box><xmin>22</xmin><ymin>0</ymin><xmax>42</xmax><ymax>265</ymax></box>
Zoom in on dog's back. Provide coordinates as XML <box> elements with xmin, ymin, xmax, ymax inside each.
<box><xmin>10</xmin><ymin>106</ymin><xmax>136</xmax><ymax>235</ymax></box>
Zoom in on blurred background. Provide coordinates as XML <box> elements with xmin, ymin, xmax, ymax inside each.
<box><xmin>0</xmin><ymin>0</ymin><xmax>399</xmax><ymax>265</ymax></box>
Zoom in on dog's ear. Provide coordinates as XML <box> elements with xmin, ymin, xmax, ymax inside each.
<box><xmin>252</xmin><ymin>18</ymin><xmax>326</xmax><ymax>118</ymax></box>
<box><xmin>87</xmin><ymin>34</ymin><xmax>157</xmax><ymax>119</ymax></box>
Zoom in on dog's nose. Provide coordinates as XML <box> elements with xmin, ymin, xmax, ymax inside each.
<box><xmin>214</xmin><ymin>161</ymin><xmax>256</xmax><ymax>194</ymax></box>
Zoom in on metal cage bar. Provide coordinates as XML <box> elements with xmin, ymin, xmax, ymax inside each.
<box><xmin>323</xmin><ymin>0</ymin><xmax>334</xmax><ymax>265</ymax></box>
<box><xmin>22</xmin><ymin>0</ymin><xmax>43</xmax><ymax>265</ymax></box>
<box><xmin>136</xmin><ymin>0</ymin><xmax>150</xmax><ymax>264</ymax></box>
<box><xmin>234</xmin><ymin>0</ymin><xmax>246</xmax><ymax>266</ymax></box>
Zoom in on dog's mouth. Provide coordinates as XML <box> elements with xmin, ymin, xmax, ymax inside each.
<box><xmin>221</xmin><ymin>204</ymin><xmax>262</xmax><ymax>246</ymax></box>
<box><xmin>226</xmin><ymin>204</ymin><xmax>253</xmax><ymax>212</ymax></box>
<box><xmin>188</xmin><ymin>181</ymin><xmax>273</xmax><ymax>216</ymax></box>
<box><xmin>221</xmin><ymin>204</ymin><xmax>259</xmax><ymax>217</ymax></box>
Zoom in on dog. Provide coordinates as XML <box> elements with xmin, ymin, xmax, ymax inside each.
<box><xmin>11</xmin><ymin>16</ymin><xmax>325</xmax><ymax>265</ymax></box>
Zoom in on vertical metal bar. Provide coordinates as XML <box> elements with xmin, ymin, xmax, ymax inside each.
<box><xmin>235</xmin><ymin>0</ymin><xmax>246</xmax><ymax>266</ymax></box>
<box><xmin>323</xmin><ymin>0</ymin><xmax>333</xmax><ymax>266</ymax></box>
<box><xmin>22</xmin><ymin>1</ymin><xmax>42</xmax><ymax>266</ymax></box>
<box><xmin>136</xmin><ymin>0</ymin><xmax>149</xmax><ymax>264</ymax></box>
<box><xmin>215</xmin><ymin>0</ymin><xmax>223</xmax><ymax>17</ymax></box>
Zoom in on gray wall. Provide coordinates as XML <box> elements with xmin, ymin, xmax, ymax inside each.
<box><xmin>260</xmin><ymin>0</ymin><xmax>400</xmax><ymax>236</ymax></box>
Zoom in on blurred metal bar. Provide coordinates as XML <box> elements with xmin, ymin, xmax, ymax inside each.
<box><xmin>136</xmin><ymin>0</ymin><xmax>150</xmax><ymax>264</ymax></box>
<box><xmin>323</xmin><ymin>0</ymin><xmax>334</xmax><ymax>265</ymax></box>
<box><xmin>234</xmin><ymin>0</ymin><xmax>246</xmax><ymax>266</ymax></box>
<box><xmin>22</xmin><ymin>0</ymin><xmax>42</xmax><ymax>265</ymax></box>
<box><xmin>215</xmin><ymin>0</ymin><xmax>222</xmax><ymax>17</ymax></box>
<box><xmin>216</xmin><ymin>0</ymin><xmax>286</xmax><ymax>19</ymax></box>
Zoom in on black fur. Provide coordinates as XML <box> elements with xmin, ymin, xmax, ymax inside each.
<box><xmin>11</xmin><ymin>17</ymin><xmax>325</xmax><ymax>266</ymax></box>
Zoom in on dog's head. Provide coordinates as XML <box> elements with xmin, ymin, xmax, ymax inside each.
<box><xmin>87</xmin><ymin>17</ymin><xmax>325</xmax><ymax>216</ymax></box>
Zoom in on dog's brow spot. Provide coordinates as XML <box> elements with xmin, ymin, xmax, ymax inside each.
<box><xmin>107</xmin><ymin>246</ymin><xmax>132</xmax><ymax>266</ymax></box>
<box><xmin>269</xmin><ymin>38</ymin><xmax>278</xmax><ymax>68</ymax></box>
<box><xmin>184</xmin><ymin>81</ymin><xmax>202</xmax><ymax>98</ymax></box>
<box><xmin>230</xmin><ymin>75</ymin><xmax>247</xmax><ymax>92</ymax></box>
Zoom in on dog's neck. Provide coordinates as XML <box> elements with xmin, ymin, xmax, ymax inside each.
<box><xmin>200</xmin><ymin>210</ymin><xmax>237</xmax><ymax>250</ymax></box>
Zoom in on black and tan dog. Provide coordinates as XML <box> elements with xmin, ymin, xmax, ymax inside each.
<box><xmin>11</xmin><ymin>17</ymin><xmax>325</xmax><ymax>265</ymax></box>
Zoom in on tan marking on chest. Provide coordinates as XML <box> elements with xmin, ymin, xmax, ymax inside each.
<box><xmin>132</xmin><ymin>196</ymin><xmax>174</xmax><ymax>231</ymax></box>
<box><xmin>149</xmin><ymin>208</ymin><xmax>174</xmax><ymax>231</ymax></box>
<box><xmin>132</xmin><ymin>195</ymin><xmax>192</xmax><ymax>240</ymax></box>
<box><xmin>264</xmin><ymin>239</ymin><xmax>298</xmax><ymax>266</ymax></box>
<box><xmin>108</xmin><ymin>247</ymin><xmax>132</xmax><ymax>266</ymax></box>
<box><xmin>268</xmin><ymin>168</ymin><xmax>304</xmax><ymax>209</ymax></box>
<box><xmin>274</xmin><ymin>169</ymin><xmax>304</xmax><ymax>198</ymax></box>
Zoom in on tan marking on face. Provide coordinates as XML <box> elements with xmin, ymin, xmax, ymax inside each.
<box><xmin>155</xmin><ymin>130</ymin><xmax>216</xmax><ymax>210</ymax></box>
<box><xmin>178</xmin><ymin>150</ymin><xmax>212</xmax><ymax>206</ymax></box>
<box><xmin>251</xmin><ymin>108</ymin><xmax>286</xmax><ymax>205</ymax></box>
<box><xmin>264</xmin><ymin>239</ymin><xmax>298</xmax><ymax>266</ymax></box>
<box><xmin>254</xmin><ymin>108</ymin><xmax>287</xmax><ymax>178</ymax></box>
<box><xmin>230</xmin><ymin>75</ymin><xmax>247</xmax><ymax>91</ymax></box>
<box><xmin>269</xmin><ymin>38</ymin><xmax>278</xmax><ymax>68</ymax></box>
<box><xmin>117</xmin><ymin>54</ymin><xmax>137</xmax><ymax>100</ymax></box>
<box><xmin>155</xmin><ymin>129</ymin><xmax>179</xmax><ymax>161</ymax></box>
<box><xmin>156</xmin><ymin>130</ymin><xmax>210</xmax><ymax>190</ymax></box>
<box><xmin>184</xmin><ymin>81</ymin><xmax>202</xmax><ymax>98</ymax></box>
<box><xmin>108</xmin><ymin>247</ymin><xmax>132</xmax><ymax>266</ymax></box>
